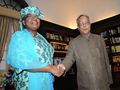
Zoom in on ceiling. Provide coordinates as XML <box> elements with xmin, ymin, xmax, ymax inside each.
<box><xmin>25</xmin><ymin>0</ymin><xmax>120</xmax><ymax>29</ymax></box>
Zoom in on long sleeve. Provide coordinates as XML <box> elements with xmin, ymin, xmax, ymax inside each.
<box><xmin>62</xmin><ymin>41</ymin><xmax>76</xmax><ymax>73</ymax></box>
<box><xmin>100</xmin><ymin>36</ymin><xmax>113</xmax><ymax>84</ymax></box>
<box><xmin>6</xmin><ymin>30</ymin><xmax>53</xmax><ymax>69</ymax></box>
<box><xmin>6</xmin><ymin>31</ymin><xmax>41</xmax><ymax>69</ymax></box>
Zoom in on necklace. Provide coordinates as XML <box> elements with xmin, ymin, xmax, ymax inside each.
<box><xmin>30</xmin><ymin>31</ymin><xmax>37</xmax><ymax>37</ymax></box>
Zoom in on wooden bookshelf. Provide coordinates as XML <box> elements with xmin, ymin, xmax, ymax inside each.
<box><xmin>91</xmin><ymin>14</ymin><xmax>120</xmax><ymax>87</ymax></box>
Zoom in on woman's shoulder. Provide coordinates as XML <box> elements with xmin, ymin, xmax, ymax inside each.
<box><xmin>13</xmin><ymin>29</ymin><xmax>29</xmax><ymax>37</ymax></box>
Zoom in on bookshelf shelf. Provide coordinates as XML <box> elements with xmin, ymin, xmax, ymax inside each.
<box><xmin>48</xmin><ymin>39</ymin><xmax>69</xmax><ymax>44</ymax></box>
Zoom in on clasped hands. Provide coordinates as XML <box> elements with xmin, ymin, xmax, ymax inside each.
<box><xmin>50</xmin><ymin>64</ymin><xmax>66</xmax><ymax>77</ymax></box>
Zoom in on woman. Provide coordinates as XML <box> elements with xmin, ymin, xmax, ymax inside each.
<box><xmin>6</xmin><ymin>6</ymin><xmax>59</xmax><ymax>90</ymax></box>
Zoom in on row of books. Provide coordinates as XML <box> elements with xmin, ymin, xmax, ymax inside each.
<box><xmin>100</xmin><ymin>26</ymin><xmax>120</xmax><ymax>37</ymax></box>
<box><xmin>111</xmin><ymin>46</ymin><xmax>120</xmax><ymax>53</ymax></box>
<box><xmin>110</xmin><ymin>37</ymin><xmax>120</xmax><ymax>44</ymax></box>
<box><xmin>50</xmin><ymin>43</ymin><xmax>68</xmax><ymax>50</ymax></box>
<box><xmin>46</xmin><ymin>32</ymin><xmax>73</xmax><ymax>42</ymax></box>
<box><xmin>108</xmin><ymin>28</ymin><xmax>120</xmax><ymax>35</ymax></box>
<box><xmin>113</xmin><ymin>66</ymin><xmax>120</xmax><ymax>72</ymax></box>
<box><xmin>113</xmin><ymin>56</ymin><xmax>120</xmax><ymax>62</ymax></box>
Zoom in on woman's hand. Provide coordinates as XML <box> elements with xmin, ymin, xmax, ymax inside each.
<box><xmin>57</xmin><ymin>64</ymin><xmax>66</xmax><ymax>76</ymax></box>
<box><xmin>26</xmin><ymin>64</ymin><xmax>65</xmax><ymax>77</ymax></box>
<box><xmin>49</xmin><ymin>64</ymin><xmax>65</xmax><ymax>77</ymax></box>
<box><xmin>49</xmin><ymin>65</ymin><xmax>61</xmax><ymax>77</ymax></box>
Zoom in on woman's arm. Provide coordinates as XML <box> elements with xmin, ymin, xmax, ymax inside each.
<box><xmin>26</xmin><ymin>65</ymin><xmax>61</xmax><ymax>77</ymax></box>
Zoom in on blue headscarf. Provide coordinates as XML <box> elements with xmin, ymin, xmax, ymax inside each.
<box><xmin>20</xmin><ymin>6</ymin><xmax>44</xmax><ymax>19</ymax></box>
<box><xmin>19</xmin><ymin>6</ymin><xmax>44</xmax><ymax>30</ymax></box>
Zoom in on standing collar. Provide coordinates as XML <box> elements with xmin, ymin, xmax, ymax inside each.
<box><xmin>78</xmin><ymin>33</ymin><xmax>95</xmax><ymax>40</ymax></box>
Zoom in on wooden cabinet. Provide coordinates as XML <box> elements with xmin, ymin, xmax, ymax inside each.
<box><xmin>91</xmin><ymin>14</ymin><xmax>120</xmax><ymax>87</ymax></box>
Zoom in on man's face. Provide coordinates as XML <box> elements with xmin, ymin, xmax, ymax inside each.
<box><xmin>78</xmin><ymin>16</ymin><xmax>91</xmax><ymax>35</ymax></box>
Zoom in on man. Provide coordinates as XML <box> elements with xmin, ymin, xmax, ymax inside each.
<box><xmin>58</xmin><ymin>15</ymin><xmax>113</xmax><ymax>90</ymax></box>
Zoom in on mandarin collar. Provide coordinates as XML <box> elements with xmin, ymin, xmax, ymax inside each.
<box><xmin>79</xmin><ymin>33</ymin><xmax>94</xmax><ymax>40</ymax></box>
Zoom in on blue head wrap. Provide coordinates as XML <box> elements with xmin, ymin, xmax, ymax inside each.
<box><xmin>20</xmin><ymin>6</ymin><xmax>44</xmax><ymax>19</ymax></box>
<box><xmin>19</xmin><ymin>6</ymin><xmax>44</xmax><ymax>30</ymax></box>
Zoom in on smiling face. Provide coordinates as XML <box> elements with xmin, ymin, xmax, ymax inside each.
<box><xmin>22</xmin><ymin>14</ymin><xmax>40</xmax><ymax>32</ymax></box>
<box><xmin>77</xmin><ymin>15</ymin><xmax>91</xmax><ymax>35</ymax></box>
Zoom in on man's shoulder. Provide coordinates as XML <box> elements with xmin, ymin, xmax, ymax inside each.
<box><xmin>91</xmin><ymin>34</ymin><xmax>104</xmax><ymax>44</ymax></box>
<box><xmin>91</xmin><ymin>33</ymin><xmax>102</xmax><ymax>39</ymax></box>
<box><xmin>91</xmin><ymin>33</ymin><xmax>100</xmax><ymax>37</ymax></box>
<box><xmin>68</xmin><ymin>35</ymin><xmax>80</xmax><ymax>45</ymax></box>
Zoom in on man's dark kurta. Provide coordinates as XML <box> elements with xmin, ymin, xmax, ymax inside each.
<box><xmin>62</xmin><ymin>34</ymin><xmax>112</xmax><ymax>90</ymax></box>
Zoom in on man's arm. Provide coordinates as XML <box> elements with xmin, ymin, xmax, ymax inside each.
<box><xmin>57</xmin><ymin>41</ymin><xmax>76</xmax><ymax>76</ymax></box>
<box><xmin>100</xmin><ymin>36</ymin><xmax>113</xmax><ymax>84</ymax></box>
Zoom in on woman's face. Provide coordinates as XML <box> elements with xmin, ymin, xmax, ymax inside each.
<box><xmin>22</xmin><ymin>14</ymin><xmax>40</xmax><ymax>31</ymax></box>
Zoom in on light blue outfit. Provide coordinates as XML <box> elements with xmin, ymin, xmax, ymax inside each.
<box><xmin>6</xmin><ymin>29</ymin><xmax>54</xmax><ymax>90</ymax></box>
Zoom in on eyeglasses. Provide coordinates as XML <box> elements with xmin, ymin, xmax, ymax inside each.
<box><xmin>79</xmin><ymin>22</ymin><xmax>90</xmax><ymax>26</ymax></box>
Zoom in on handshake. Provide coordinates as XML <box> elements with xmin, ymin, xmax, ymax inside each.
<box><xmin>49</xmin><ymin>64</ymin><xmax>66</xmax><ymax>77</ymax></box>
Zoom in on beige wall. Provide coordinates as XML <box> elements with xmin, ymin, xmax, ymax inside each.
<box><xmin>25</xmin><ymin>0</ymin><xmax>120</xmax><ymax>29</ymax></box>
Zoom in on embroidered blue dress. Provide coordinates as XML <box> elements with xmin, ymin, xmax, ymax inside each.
<box><xmin>6</xmin><ymin>29</ymin><xmax>54</xmax><ymax>90</ymax></box>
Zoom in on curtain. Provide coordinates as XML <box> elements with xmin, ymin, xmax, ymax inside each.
<box><xmin>0</xmin><ymin>15</ymin><xmax>19</xmax><ymax>62</ymax></box>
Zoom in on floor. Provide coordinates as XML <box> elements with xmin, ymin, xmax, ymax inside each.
<box><xmin>2</xmin><ymin>86</ymin><xmax>120</xmax><ymax>90</ymax></box>
<box><xmin>110</xmin><ymin>85</ymin><xmax>120</xmax><ymax>90</ymax></box>
<box><xmin>111</xmin><ymin>88</ymin><xmax>120</xmax><ymax>90</ymax></box>
<box><xmin>54</xmin><ymin>75</ymin><xmax>120</xmax><ymax>90</ymax></box>
<box><xmin>3</xmin><ymin>76</ymin><xmax>120</xmax><ymax>90</ymax></box>
<box><xmin>54</xmin><ymin>87</ymin><xmax>120</xmax><ymax>90</ymax></box>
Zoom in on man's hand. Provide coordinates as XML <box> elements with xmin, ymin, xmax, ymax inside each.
<box><xmin>57</xmin><ymin>64</ymin><xmax>66</xmax><ymax>77</ymax></box>
<box><xmin>49</xmin><ymin>64</ymin><xmax>65</xmax><ymax>77</ymax></box>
